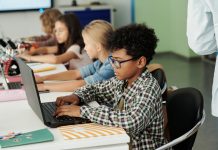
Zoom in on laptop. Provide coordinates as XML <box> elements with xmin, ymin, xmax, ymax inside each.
<box><xmin>0</xmin><ymin>64</ymin><xmax>22</xmax><ymax>90</ymax></box>
<box><xmin>0</xmin><ymin>64</ymin><xmax>26</xmax><ymax>102</ymax></box>
<box><xmin>15</xmin><ymin>58</ymin><xmax>90</xmax><ymax>128</ymax></box>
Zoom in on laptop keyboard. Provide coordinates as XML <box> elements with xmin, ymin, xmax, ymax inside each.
<box><xmin>42</xmin><ymin>102</ymin><xmax>74</xmax><ymax>122</ymax></box>
<box><xmin>8</xmin><ymin>82</ymin><xmax>22</xmax><ymax>89</ymax></box>
<box><xmin>42</xmin><ymin>102</ymin><xmax>91</xmax><ymax>126</ymax></box>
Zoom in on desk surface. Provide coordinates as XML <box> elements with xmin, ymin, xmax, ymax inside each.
<box><xmin>0</xmin><ymin>64</ymin><xmax>129</xmax><ymax>150</ymax></box>
<box><xmin>0</xmin><ymin>92</ymin><xmax>129</xmax><ymax>150</ymax></box>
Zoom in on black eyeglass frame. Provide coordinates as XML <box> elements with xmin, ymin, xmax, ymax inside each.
<box><xmin>108</xmin><ymin>55</ymin><xmax>141</xmax><ymax>69</ymax></box>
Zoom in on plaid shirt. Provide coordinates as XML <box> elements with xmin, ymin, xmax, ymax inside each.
<box><xmin>74</xmin><ymin>70</ymin><xmax>166</xmax><ymax>149</ymax></box>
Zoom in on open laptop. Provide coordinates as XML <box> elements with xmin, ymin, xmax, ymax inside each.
<box><xmin>0</xmin><ymin>64</ymin><xmax>22</xmax><ymax>90</ymax></box>
<box><xmin>0</xmin><ymin>64</ymin><xmax>26</xmax><ymax>102</ymax></box>
<box><xmin>15</xmin><ymin>57</ymin><xmax>90</xmax><ymax>128</ymax></box>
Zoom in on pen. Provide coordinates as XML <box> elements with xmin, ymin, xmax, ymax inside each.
<box><xmin>39</xmin><ymin>90</ymin><xmax>50</xmax><ymax>94</ymax></box>
<box><xmin>0</xmin><ymin>132</ymin><xmax>22</xmax><ymax>140</ymax></box>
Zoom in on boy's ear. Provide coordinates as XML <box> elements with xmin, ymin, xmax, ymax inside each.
<box><xmin>137</xmin><ymin>56</ymin><xmax>147</xmax><ymax>68</ymax></box>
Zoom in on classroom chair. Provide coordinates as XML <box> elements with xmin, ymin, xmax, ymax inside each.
<box><xmin>156</xmin><ymin>87</ymin><xmax>205</xmax><ymax>150</ymax></box>
<box><xmin>150</xmin><ymin>68</ymin><xmax>168</xmax><ymax>103</ymax></box>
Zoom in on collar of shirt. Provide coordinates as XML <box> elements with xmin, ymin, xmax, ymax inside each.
<box><xmin>114</xmin><ymin>69</ymin><xmax>151</xmax><ymax>107</ymax></box>
<box><xmin>116</xmin><ymin>69</ymin><xmax>150</xmax><ymax>91</ymax></box>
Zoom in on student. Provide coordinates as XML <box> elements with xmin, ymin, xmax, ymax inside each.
<box><xmin>54</xmin><ymin>24</ymin><xmax>166</xmax><ymax>149</ymax></box>
<box><xmin>18</xmin><ymin>14</ymin><xmax>91</xmax><ymax>69</ymax></box>
<box><xmin>22</xmin><ymin>8</ymin><xmax>62</xmax><ymax>51</ymax></box>
<box><xmin>36</xmin><ymin>20</ymin><xmax>115</xmax><ymax>92</ymax></box>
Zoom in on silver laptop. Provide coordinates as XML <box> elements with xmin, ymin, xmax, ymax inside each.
<box><xmin>0</xmin><ymin>64</ymin><xmax>21</xmax><ymax>90</ymax></box>
<box><xmin>15</xmin><ymin>57</ymin><xmax>90</xmax><ymax>128</ymax></box>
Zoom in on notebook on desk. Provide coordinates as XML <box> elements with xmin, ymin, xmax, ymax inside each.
<box><xmin>0</xmin><ymin>89</ymin><xmax>26</xmax><ymax>102</ymax></box>
<box><xmin>58</xmin><ymin>123</ymin><xmax>126</xmax><ymax>140</ymax></box>
<box><xmin>0</xmin><ymin>128</ymin><xmax>54</xmax><ymax>148</ymax></box>
<box><xmin>28</xmin><ymin>63</ymin><xmax>56</xmax><ymax>73</ymax></box>
<box><xmin>15</xmin><ymin>57</ymin><xmax>90</xmax><ymax>128</ymax></box>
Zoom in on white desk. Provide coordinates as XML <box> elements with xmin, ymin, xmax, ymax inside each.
<box><xmin>0</xmin><ymin>63</ymin><xmax>67</xmax><ymax>89</ymax></box>
<box><xmin>0</xmin><ymin>64</ymin><xmax>130</xmax><ymax>149</ymax></box>
<box><xmin>0</xmin><ymin>92</ymin><xmax>129</xmax><ymax>150</ymax></box>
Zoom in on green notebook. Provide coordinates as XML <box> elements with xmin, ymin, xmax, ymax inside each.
<box><xmin>0</xmin><ymin>128</ymin><xmax>54</xmax><ymax>148</ymax></box>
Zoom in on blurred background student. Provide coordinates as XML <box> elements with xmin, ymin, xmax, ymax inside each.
<box><xmin>35</xmin><ymin>20</ymin><xmax>115</xmax><ymax>92</ymax></box>
<box><xmin>22</xmin><ymin>8</ymin><xmax>62</xmax><ymax>51</ymax></box>
<box><xmin>18</xmin><ymin>13</ymin><xmax>92</xmax><ymax>70</ymax></box>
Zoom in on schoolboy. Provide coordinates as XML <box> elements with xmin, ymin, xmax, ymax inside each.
<box><xmin>54</xmin><ymin>24</ymin><xmax>166</xmax><ymax>149</ymax></box>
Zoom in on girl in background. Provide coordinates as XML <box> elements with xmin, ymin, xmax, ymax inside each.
<box><xmin>35</xmin><ymin>20</ymin><xmax>115</xmax><ymax>92</ymax></box>
<box><xmin>18</xmin><ymin>13</ymin><xmax>92</xmax><ymax>70</ymax></box>
<box><xmin>22</xmin><ymin>9</ymin><xmax>62</xmax><ymax>51</ymax></box>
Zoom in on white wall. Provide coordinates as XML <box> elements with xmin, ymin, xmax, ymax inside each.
<box><xmin>0</xmin><ymin>11</ymin><xmax>42</xmax><ymax>39</ymax></box>
<box><xmin>56</xmin><ymin>0</ymin><xmax>132</xmax><ymax>28</ymax></box>
<box><xmin>100</xmin><ymin>0</ymin><xmax>131</xmax><ymax>28</ymax></box>
<box><xmin>0</xmin><ymin>0</ymin><xmax>132</xmax><ymax>39</ymax></box>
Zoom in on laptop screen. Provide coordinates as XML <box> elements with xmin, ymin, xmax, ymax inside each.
<box><xmin>0</xmin><ymin>65</ymin><xmax>9</xmax><ymax>90</ymax></box>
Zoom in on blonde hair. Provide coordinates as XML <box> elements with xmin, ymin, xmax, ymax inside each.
<box><xmin>40</xmin><ymin>9</ymin><xmax>62</xmax><ymax>34</ymax></box>
<box><xmin>82</xmin><ymin>20</ymin><xmax>113</xmax><ymax>50</ymax></box>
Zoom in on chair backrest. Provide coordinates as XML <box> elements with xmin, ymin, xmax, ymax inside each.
<box><xmin>167</xmin><ymin>87</ymin><xmax>204</xmax><ymax>150</ymax></box>
<box><xmin>151</xmin><ymin>68</ymin><xmax>168</xmax><ymax>102</ymax></box>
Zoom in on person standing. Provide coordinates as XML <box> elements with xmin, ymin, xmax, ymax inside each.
<box><xmin>187</xmin><ymin>0</ymin><xmax>218</xmax><ymax>116</ymax></box>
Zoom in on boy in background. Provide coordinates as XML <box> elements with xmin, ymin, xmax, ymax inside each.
<box><xmin>54</xmin><ymin>24</ymin><xmax>166</xmax><ymax>149</ymax></box>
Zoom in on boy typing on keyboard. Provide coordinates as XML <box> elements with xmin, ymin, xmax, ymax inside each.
<box><xmin>54</xmin><ymin>24</ymin><xmax>167</xmax><ymax>149</ymax></box>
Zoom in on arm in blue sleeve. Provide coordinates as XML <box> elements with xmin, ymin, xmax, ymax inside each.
<box><xmin>79</xmin><ymin>61</ymin><xmax>98</xmax><ymax>79</ymax></box>
<box><xmin>83</xmin><ymin>62</ymin><xmax>114</xmax><ymax>84</ymax></box>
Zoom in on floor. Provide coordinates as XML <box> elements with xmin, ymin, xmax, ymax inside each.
<box><xmin>152</xmin><ymin>53</ymin><xmax>218</xmax><ymax>150</ymax></box>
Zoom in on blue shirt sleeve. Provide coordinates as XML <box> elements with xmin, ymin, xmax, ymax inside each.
<box><xmin>79</xmin><ymin>59</ymin><xmax>114</xmax><ymax>84</ymax></box>
<box><xmin>79</xmin><ymin>61</ymin><xmax>98</xmax><ymax>78</ymax></box>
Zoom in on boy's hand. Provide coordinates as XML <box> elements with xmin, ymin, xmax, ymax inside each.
<box><xmin>54</xmin><ymin>105</ymin><xmax>80</xmax><ymax>117</ymax></box>
<box><xmin>56</xmin><ymin>94</ymin><xmax>80</xmax><ymax>106</ymax></box>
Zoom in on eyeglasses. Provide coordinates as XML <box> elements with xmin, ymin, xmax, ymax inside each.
<box><xmin>108</xmin><ymin>56</ymin><xmax>140</xmax><ymax>69</ymax></box>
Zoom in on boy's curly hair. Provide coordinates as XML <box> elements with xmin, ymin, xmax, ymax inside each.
<box><xmin>107</xmin><ymin>24</ymin><xmax>159</xmax><ymax>64</ymax></box>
